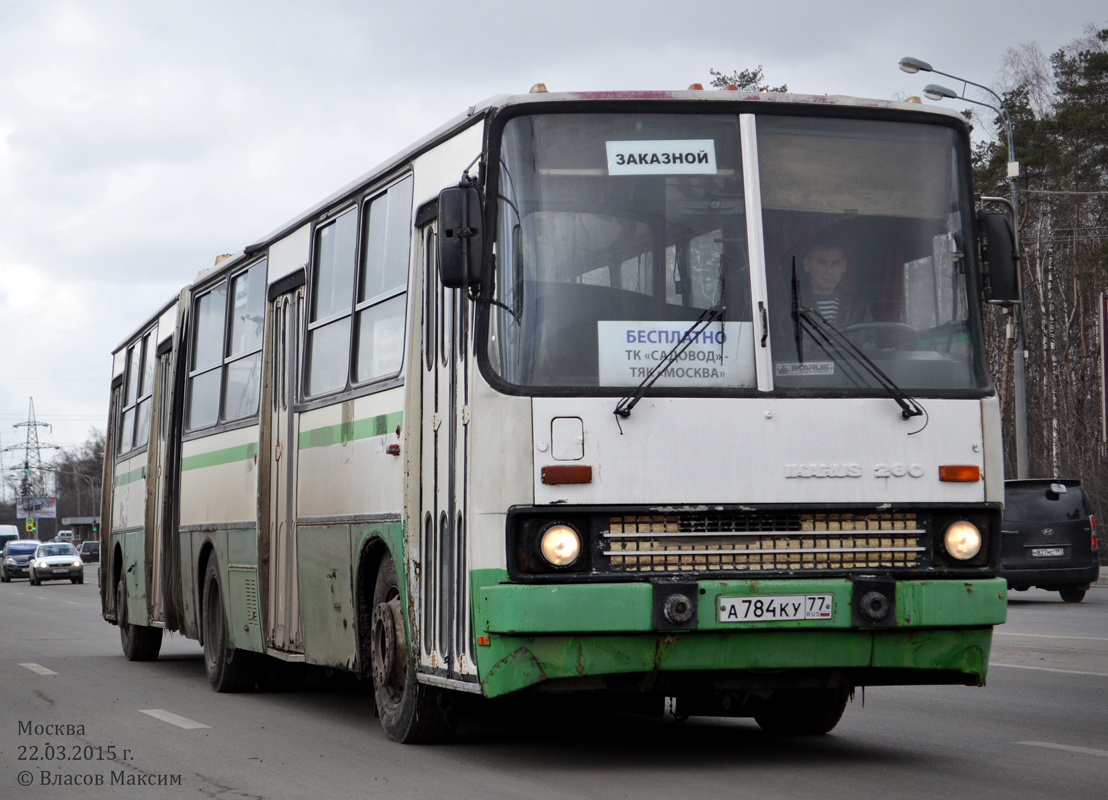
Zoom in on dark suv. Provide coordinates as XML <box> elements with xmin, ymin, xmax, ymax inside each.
<box><xmin>78</xmin><ymin>540</ymin><xmax>99</xmax><ymax>563</ymax></box>
<box><xmin>1001</xmin><ymin>479</ymin><xmax>1099</xmax><ymax>602</ymax></box>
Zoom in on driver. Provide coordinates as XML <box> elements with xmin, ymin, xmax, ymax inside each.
<box><xmin>800</xmin><ymin>240</ymin><xmax>866</xmax><ymax>327</ymax></box>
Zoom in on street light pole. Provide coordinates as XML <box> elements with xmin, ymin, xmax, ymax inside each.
<box><xmin>900</xmin><ymin>57</ymin><xmax>1029</xmax><ymax>479</ymax></box>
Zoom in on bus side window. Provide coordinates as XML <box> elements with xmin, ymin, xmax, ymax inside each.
<box><xmin>118</xmin><ymin>328</ymin><xmax>156</xmax><ymax>453</ymax></box>
<box><xmin>187</xmin><ymin>282</ymin><xmax>227</xmax><ymax>430</ymax></box>
<box><xmin>355</xmin><ymin>175</ymin><xmax>413</xmax><ymax>383</ymax></box>
<box><xmin>306</xmin><ymin>207</ymin><xmax>358</xmax><ymax>396</ymax></box>
<box><xmin>222</xmin><ymin>261</ymin><xmax>266</xmax><ymax>420</ymax></box>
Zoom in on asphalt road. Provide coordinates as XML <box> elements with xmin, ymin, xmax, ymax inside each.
<box><xmin>2</xmin><ymin>569</ymin><xmax>1105</xmax><ymax>799</ymax></box>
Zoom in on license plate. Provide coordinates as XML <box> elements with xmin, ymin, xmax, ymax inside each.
<box><xmin>52</xmin><ymin>568</ymin><xmax>68</xmax><ymax>573</ymax></box>
<box><xmin>718</xmin><ymin>594</ymin><xmax>834</xmax><ymax>623</ymax></box>
<box><xmin>1032</xmin><ymin>547</ymin><xmax>1065</xmax><ymax>557</ymax></box>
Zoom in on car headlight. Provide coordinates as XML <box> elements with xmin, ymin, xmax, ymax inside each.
<box><xmin>540</xmin><ymin>524</ymin><xmax>581</xmax><ymax>567</ymax></box>
<box><xmin>72</xmin><ymin>561</ymin><xmax>82</xmax><ymax>568</ymax></box>
<box><xmin>4</xmin><ymin>558</ymin><xmax>13</xmax><ymax>566</ymax></box>
<box><xmin>944</xmin><ymin>521</ymin><xmax>982</xmax><ymax>560</ymax></box>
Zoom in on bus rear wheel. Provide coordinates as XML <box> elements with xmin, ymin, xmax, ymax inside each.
<box><xmin>369</xmin><ymin>554</ymin><xmax>457</xmax><ymax>743</ymax></box>
<box><xmin>753</xmin><ymin>687</ymin><xmax>851</xmax><ymax>735</ymax></box>
<box><xmin>116</xmin><ymin>579</ymin><xmax>162</xmax><ymax>661</ymax></box>
<box><xmin>202</xmin><ymin>558</ymin><xmax>257</xmax><ymax>692</ymax></box>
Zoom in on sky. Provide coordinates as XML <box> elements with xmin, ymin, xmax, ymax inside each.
<box><xmin>0</xmin><ymin>0</ymin><xmax>1104</xmax><ymax>486</ymax></box>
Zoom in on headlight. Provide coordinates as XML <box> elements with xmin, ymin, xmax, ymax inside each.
<box><xmin>4</xmin><ymin>558</ymin><xmax>13</xmax><ymax>566</ymax></box>
<box><xmin>944</xmin><ymin>521</ymin><xmax>982</xmax><ymax>560</ymax></box>
<box><xmin>72</xmin><ymin>561</ymin><xmax>82</xmax><ymax>568</ymax></box>
<box><xmin>540</xmin><ymin>524</ymin><xmax>581</xmax><ymax>567</ymax></box>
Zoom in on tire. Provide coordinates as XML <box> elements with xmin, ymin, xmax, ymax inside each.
<box><xmin>754</xmin><ymin>688</ymin><xmax>851</xmax><ymax>735</ymax></box>
<box><xmin>1059</xmin><ymin>587</ymin><xmax>1087</xmax><ymax>603</ymax></box>
<box><xmin>202</xmin><ymin>558</ymin><xmax>257</xmax><ymax>692</ymax></box>
<box><xmin>30</xmin><ymin>572</ymin><xmax>38</xmax><ymax>586</ymax></box>
<box><xmin>369</xmin><ymin>554</ymin><xmax>457</xmax><ymax>743</ymax></box>
<box><xmin>117</xmin><ymin>579</ymin><xmax>162</xmax><ymax>661</ymax></box>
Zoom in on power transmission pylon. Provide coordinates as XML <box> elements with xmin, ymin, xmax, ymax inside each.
<box><xmin>4</xmin><ymin>397</ymin><xmax>61</xmax><ymax>500</ymax></box>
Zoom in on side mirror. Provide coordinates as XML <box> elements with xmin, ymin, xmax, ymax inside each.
<box><xmin>979</xmin><ymin>210</ymin><xmax>1020</xmax><ymax>305</ymax></box>
<box><xmin>437</xmin><ymin>186</ymin><xmax>483</xmax><ymax>289</ymax></box>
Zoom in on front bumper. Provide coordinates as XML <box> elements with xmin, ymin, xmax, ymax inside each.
<box><xmin>32</xmin><ymin>566</ymin><xmax>83</xmax><ymax>582</ymax></box>
<box><xmin>999</xmin><ymin>562</ymin><xmax>1099</xmax><ymax>590</ymax></box>
<box><xmin>472</xmin><ymin>574</ymin><xmax>1007</xmax><ymax>698</ymax></box>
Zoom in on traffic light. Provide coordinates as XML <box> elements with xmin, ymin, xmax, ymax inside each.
<box><xmin>25</xmin><ymin>517</ymin><xmax>36</xmax><ymax>534</ymax></box>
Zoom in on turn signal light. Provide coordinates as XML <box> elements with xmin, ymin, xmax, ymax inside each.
<box><xmin>939</xmin><ymin>465</ymin><xmax>980</xmax><ymax>482</ymax></box>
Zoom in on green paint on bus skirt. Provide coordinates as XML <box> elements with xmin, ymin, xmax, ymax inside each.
<box><xmin>470</xmin><ymin>571</ymin><xmax>1006</xmax><ymax>698</ymax></box>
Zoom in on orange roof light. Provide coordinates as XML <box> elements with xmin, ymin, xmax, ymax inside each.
<box><xmin>939</xmin><ymin>465</ymin><xmax>981</xmax><ymax>482</ymax></box>
<box><xmin>688</xmin><ymin>83</ymin><xmax>705</xmax><ymax>90</ymax></box>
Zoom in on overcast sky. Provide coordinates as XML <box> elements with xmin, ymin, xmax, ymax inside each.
<box><xmin>1</xmin><ymin>0</ymin><xmax>1104</xmax><ymax>477</ymax></box>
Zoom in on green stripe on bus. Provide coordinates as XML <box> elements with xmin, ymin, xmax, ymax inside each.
<box><xmin>180</xmin><ymin>442</ymin><xmax>259</xmax><ymax>472</ymax></box>
<box><xmin>115</xmin><ymin>466</ymin><xmax>146</xmax><ymax>486</ymax></box>
<box><xmin>298</xmin><ymin>411</ymin><xmax>403</xmax><ymax>451</ymax></box>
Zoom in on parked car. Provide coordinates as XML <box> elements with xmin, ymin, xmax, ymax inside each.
<box><xmin>78</xmin><ymin>540</ymin><xmax>99</xmax><ymax>563</ymax></box>
<box><xmin>1000</xmin><ymin>479</ymin><xmax>1100</xmax><ymax>603</ymax></box>
<box><xmin>1</xmin><ymin>540</ymin><xmax>42</xmax><ymax>582</ymax></box>
<box><xmin>28</xmin><ymin>543</ymin><xmax>84</xmax><ymax>585</ymax></box>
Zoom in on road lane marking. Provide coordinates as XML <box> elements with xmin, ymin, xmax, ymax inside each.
<box><xmin>995</xmin><ymin>632</ymin><xmax>1108</xmax><ymax>643</ymax></box>
<box><xmin>19</xmin><ymin>663</ymin><xmax>57</xmax><ymax>676</ymax></box>
<box><xmin>139</xmin><ymin>709</ymin><xmax>210</xmax><ymax>729</ymax></box>
<box><xmin>991</xmin><ymin>663</ymin><xmax>1108</xmax><ymax>678</ymax></box>
<box><xmin>1018</xmin><ymin>741</ymin><xmax>1108</xmax><ymax>758</ymax></box>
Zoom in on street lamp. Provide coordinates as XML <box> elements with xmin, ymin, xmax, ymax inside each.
<box><xmin>899</xmin><ymin>56</ymin><xmax>1029</xmax><ymax>480</ymax></box>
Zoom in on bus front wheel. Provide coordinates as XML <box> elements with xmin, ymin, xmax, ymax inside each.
<box><xmin>753</xmin><ymin>687</ymin><xmax>851</xmax><ymax>735</ymax></box>
<box><xmin>116</xmin><ymin>579</ymin><xmax>162</xmax><ymax>661</ymax></box>
<box><xmin>202</xmin><ymin>559</ymin><xmax>257</xmax><ymax>692</ymax></box>
<box><xmin>369</xmin><ymin>554</ymin><xmax>457</xmax><ymax>743</ymax></box>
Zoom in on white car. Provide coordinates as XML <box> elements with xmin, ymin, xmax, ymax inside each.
<box><xmin>28</xmin><ymin>543</ymin><xmax>84</xmax><ymax>585</ymax></box>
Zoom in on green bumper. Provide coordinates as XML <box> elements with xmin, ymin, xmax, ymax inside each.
<box><xmin>471</xmin><ymin>573</ymin><xmax>1007</xmax><ymax>698</ymax></box>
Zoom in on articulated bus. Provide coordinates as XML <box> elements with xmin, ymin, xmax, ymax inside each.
<box><xmin>101</xmin><ymin>87</ymin><xmax>1019</xmax><ymax>742</ymax></box>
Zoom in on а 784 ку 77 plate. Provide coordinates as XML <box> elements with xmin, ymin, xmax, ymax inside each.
<box><xmin>718</xmin><ymin>594</ymin><xmax>833</xmax><ymax>623</ymax></box>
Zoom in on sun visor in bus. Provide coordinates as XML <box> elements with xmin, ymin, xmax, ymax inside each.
<box><xmin>437</xmin><ymin>185</ymin><xmax>483</xmax><ymax>288</ymax></box>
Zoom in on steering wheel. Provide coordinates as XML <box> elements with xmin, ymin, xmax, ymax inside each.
<box><xmin>841</xmin><ymin>322</ymin><xmax>919</xmax><ymax>351</ymax></box>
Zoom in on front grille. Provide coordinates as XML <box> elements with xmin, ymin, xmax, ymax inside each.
<box><xmin>603</xmin><ymin>511</ymin><xmax>924</xmax><ymax>573</ymax></box>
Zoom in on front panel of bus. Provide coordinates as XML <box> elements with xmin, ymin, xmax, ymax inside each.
<box><xmin>465</xmin><ymin>99</ymin><xmax>1006</xmax><ymax>698</ymax></box>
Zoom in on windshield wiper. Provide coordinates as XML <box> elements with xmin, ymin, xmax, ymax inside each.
<box><xmin>614</xmin><ymin>304</ymin><xmax>724</xmax><ymax>420</ymax></box>
<box><xmin>796</xmin><ymin>308</ymin><xmax>925</xmax><ymax>421</ymax></box>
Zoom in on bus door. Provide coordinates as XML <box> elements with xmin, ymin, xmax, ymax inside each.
<box><xmin>418</xmin><ymin>220</ymin><xmax>473</xmax><ymax>682</ymax></box>
<box><xmin>148</xmin><ymin>344</ymin><xmax>171</xmax><ymax>625</ymax></box>
<box><xmin>267</xmin><ymin>287</ymin><xmax>304</xmax><ymax>654</ymax></box>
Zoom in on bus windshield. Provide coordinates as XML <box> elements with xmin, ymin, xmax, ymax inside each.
<box><xmin>487</xmin><ymin>110</ymin><xmax>990</xmax><ymax>395</ymax></box>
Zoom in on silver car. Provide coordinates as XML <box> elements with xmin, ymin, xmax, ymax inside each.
<box><xmin>28</xmin><ymin>543</ymin><xmax>84</xmax><ymax>585</ymax></box>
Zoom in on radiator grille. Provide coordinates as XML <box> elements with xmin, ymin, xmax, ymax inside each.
<box><xmin>603</xmin><ymin>512</ymin><xmax>924</xmax><ymax>573</ymax></box>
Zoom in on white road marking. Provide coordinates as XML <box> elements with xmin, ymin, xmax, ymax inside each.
<box><xmin>1018</xmin><ymin>741</ymin><xmax>1108</xmax><ymax>758</ymax></box>
<box><xmin>139</xmin><ymin>709</ymin><xmax>210</xmax><ymax>729</ymax></box>
<box><xmin>19</xmin><ymin>663</ymin><xmax>58</xmax><ymax>675</ymax></box>
<box><xmin>991</xmin><ymin>663</ymin><xmax>1108</xmax><ymax>678</ymax></box>
<box><xmin>995</xmin><ymin>632</ymin><xmax>1108</xmax><ymax>643</ymax></box>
